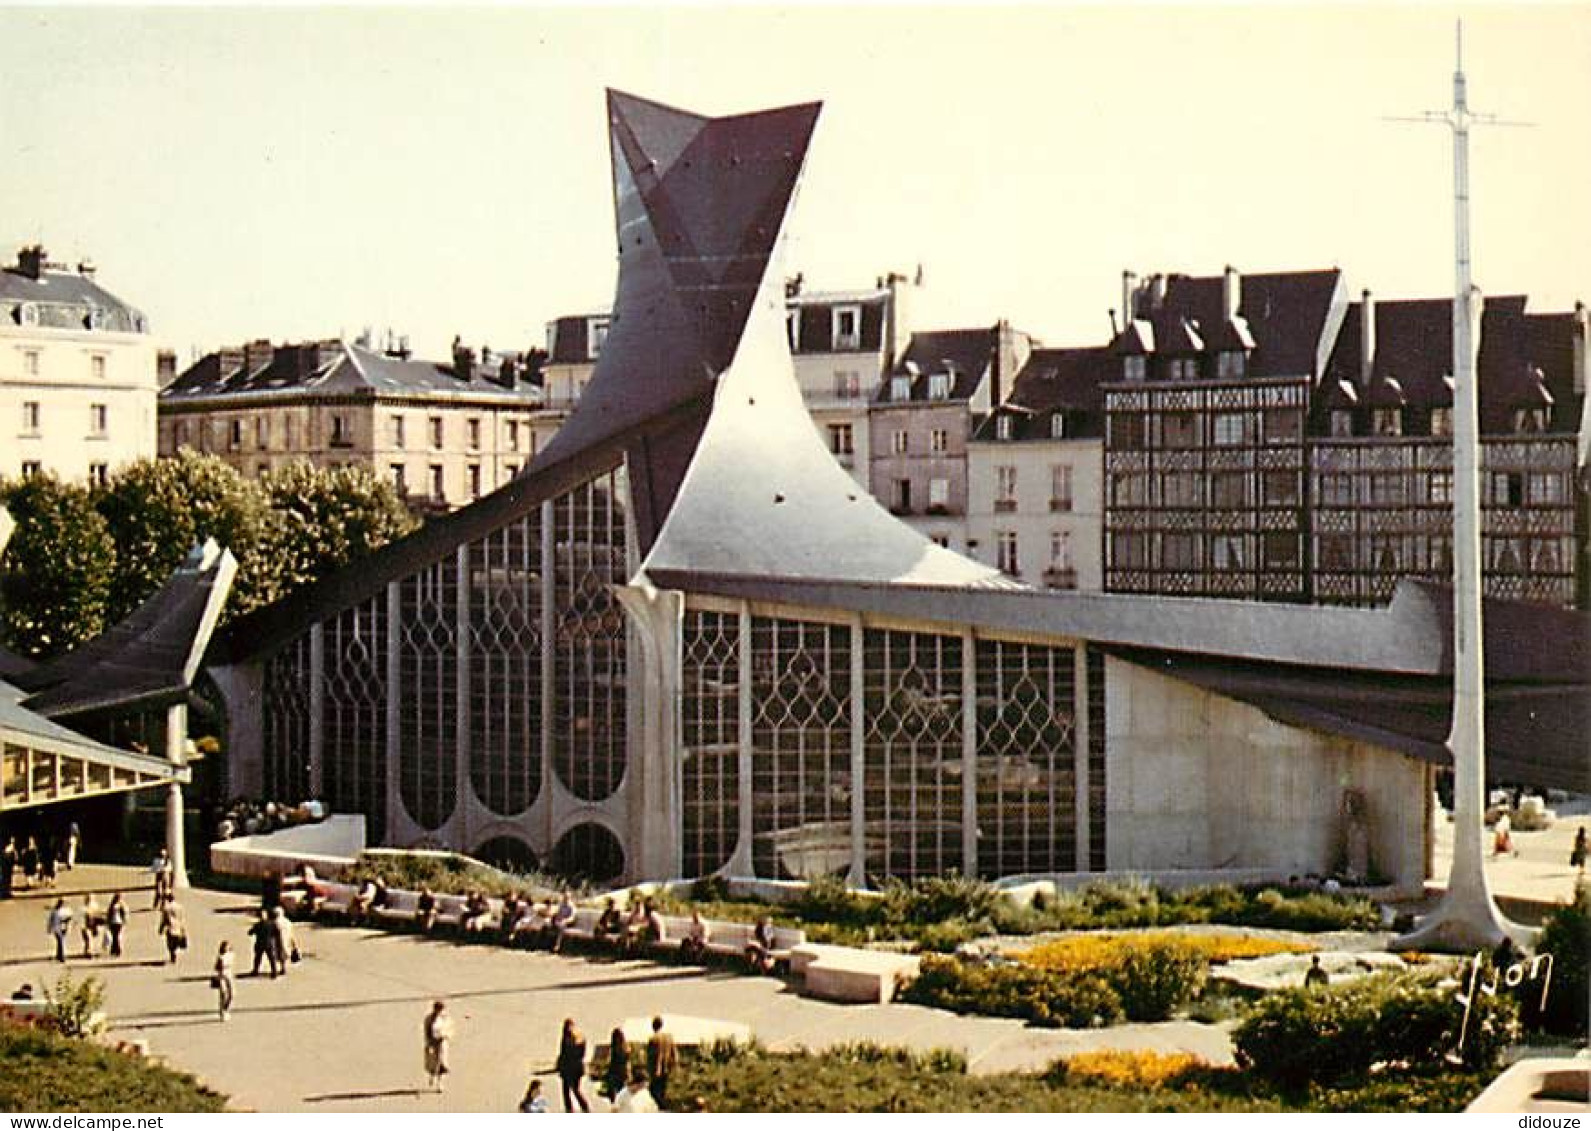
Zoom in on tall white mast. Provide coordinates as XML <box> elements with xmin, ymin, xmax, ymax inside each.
<box><xmin>1394</xmin><ymin>22</ymin><xmax>1530</xmax><ymax>952</ymax></box>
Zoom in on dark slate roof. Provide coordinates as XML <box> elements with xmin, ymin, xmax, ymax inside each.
<box><xmin>547</xmin><ymin>315</ymin><xmax>604</xmax><ymax>364</ymax></box>
<box><xmin>1</xmin><ymin>264</ymin><xmax>148</xmax><ymax>334</ymax></box>
<box><xmin>1319</xmin><ymin>297</ymin><xmax>1585</xmax><ymax>436</ymax></box>
<box><xmin>15</xmin><ymin>542</ymin><xmax>237</xmax><ymax>719</ymax></box>
<box><xmin>874</xmin><ymin>327</ymin><xmax>999</xmax><ymax>404</ymax></box>
<box><xmin>644</xmin><ymin>572</ymin><xmax>1589</xmax><ymax>791</ymax></box>
<box><xmin>789</xmin><ymin>291</ymin><xmax>887</xmax><ymax>355</ymax></box>
<box><xmin>162</xmin><ymin>341</ymin><xmax>542</xmax><ymax>405</ymax></box>
<box><xmin>971</xmin><ymin>347</ymin><xmax>1111</xmax><ymax>442</ymax></box>
<box><xmin>1114</xmin><ymin>270</ymin><xmax>1343</xmax><ymax>379</ymax></box>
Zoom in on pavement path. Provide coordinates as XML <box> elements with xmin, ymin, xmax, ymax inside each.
<box><xmin>1</xmin><ymin>866</ymin><xmax>1232</xmax><ymax>1113</ymax></box>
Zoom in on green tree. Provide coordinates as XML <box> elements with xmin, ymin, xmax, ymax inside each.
<box><xmin>0</xmin><ymin>474</ymin><xmax>117</xmax><ymax>658</ymax></box>
<box><xmin>96</xmin><ymin>452</ymin><xmax>280</xmax><ymax>621</ymax></box>
<box><xmin>260</xmin><ymin>461</ymin><xmax>417</xmax><ymax>593</ymax></box>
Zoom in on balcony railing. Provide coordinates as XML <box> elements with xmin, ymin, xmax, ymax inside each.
<box><xmin>1043</xmin><ymin>567</ymin><xmax>1078</xmax><ymax>590</ymax></box>
<box><xmin>994</xmin><ymin>498</ymin><xmax>1017</xmax><ymax>513</ymax></box>
<box><xmin>1049</xmin><ymin>497</ymin><xmax>1073</xmax><ymax>513</ymax></box>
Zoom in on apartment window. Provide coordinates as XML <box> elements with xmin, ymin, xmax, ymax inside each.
<box><xmin>786</xmin><ymin>308</ymin><xmax>801</xmax><ymax>351</ymax></box>
<box><xmin>466</xmin><ymin>417</ymin><xmax>481</xmax><ymax>450</ymax></box>
<box><xmin>995</xmin><ymin>415</ymin><xmax>1013</xmax><ymax>441</ymax></box>
<box><xmin>1529</xmin><ymin>473</ymin><xmax>1564</xmax><ymax>505</ymax></box>
<box><xmin>22</xmin><ymin>350</ymin><xmax>41</xmax><ymax>377</ymax></box>
<box><xmin>587</xmin><ymin>317</ymin><xmax>610</xmax><ymax>359</ymax></box>
<box><xmin>228</xmin><ymin>420</ymin><xmax>243</xmax><ymax>450</ymax></box>
<box><xmin>392</xmin><ymin>415</ymin><xmax>406</xmax><ymax>449</ymax></box>
<box><xmin>995</xmin><ymin>465</ymin><xmax>1018</xmax><ymax>505</ymax></box>
<box><xmin>89</xmin><ymin>403</ymin><xmax>107</xmax><ymax>435</ymax></box>
<box><xmin>507</xmin><ymin>421</ymin><xmax>520</xmax><ymax>452</ymax></box>
<box><xmin>1212</xmin><ymin>412</ymin><xmax>1249</xmax><ymax>447</ymax></box>
<box><xmin>330</xmin><ymin>414</ymin><xmax>351</xmax><ymax>447</ymax></box>
<box><xmin>254</xmin><ymin>416</ymin><xmax>269</xmax><ymax>449</ymax></box>
<box><xmin>89</xmin><ymin>463</ymin><xmax>108</xmax><ymax>488</ymax></box>
<box><xmin>1050</xmin><ymin>465</ymin><xmax>1073</xmax><ymax>511</ymax></box>
<box><xmin>928</xmin><ymin>477</ymin><xmax>949</xmax><ymax>509</ymax></box>
<box><xmin>892</xmin><ymin>478</ymin><xmax>912</xmax><ymax>513</ymax></box>
<box><xmin>1372</xmin><ymin>407</ymin><xmax>1403</xmax><ymax>437</ymax></box>
<box><xmin>1162</xmin><ymin>533</ymin><xmax>1198</xmax><ymax>569</ymax></box>
<box><xmin>891</xmin><ymin>429</ymin><xmax>909</xmax><ymax>455</ymax></box>
<box><xmin>1329</xmin><ymin>410</ymin><xmax>1356</xmax><ymax>438</ymax></box>
<box><xmin>832</xmin><ymin>305</ymin><xmax>861</xmax><ymax>350</ymax></box>
<box><xmin>832</xmin><ymin>371</ymin><xmax>861</xmax><ymax>400</ymax></box>
<box><xmin>468</xmin><ymin>463</ymin><xmax>482</xmax><ymax>499</ymax></box>
<box><xmin>1050</xmin><ymin>414</ymin><xmax>1066</xmax><ymax>440</ymax></box>
<box><xmin>1109</xmin><ymin>414</ymin><xmax>1145</xmax><ymax>449</ymax></box>
<box><xmin>930</xmin><ymin>428</ymin><xmax>948</xmax><ymax>454</ymax></box>
<box><xmin>827</xmin><ymin>423</ymin><xmax>854</xmax><ymax>456</ymax></box>
<box><xmin>1123</xmin><ymin>355</ymin><xmax>1147</xmax><ymax>381</ymax></box>
<box><xmin>1159</xmin><ymin>412</ymin><xmax>1199</xmax><ymax>448</ymax></box>
<box><xmin>1429</xmin><ymin>471</ymin><xmax>1453</xmax><ymax>505</ymax></box>
<box><xmin>1049</xmin><ymin>531</ymin><xmax>1072</xmax><ymax>568</ymax></box>
<box><xmin>927</xmin><ymin>373</ymin><xmax>951</xmax><ymax>400</ymax></box>
<box><xmin>1263</xmin><ymin>533</ymin><xmax>1299</xmax><ymax>569</ymax></box>
<box><xmin>1216</xmin><ymin>350</ymin><xmax>1246</xmax><ymax>379</ymax></box>
<box><xmin>1160</xmin><ymin>472</ymin><xmax>1202</xmax><ymax>507</ymax></box>
<box><xmin>1319</xmin><ymin>535</ymin><xmax>1354</xmax><ymax>571</ymax></box>
<box><xmin>89</xmin><ymin>355</ymin><xmax>107</xmax><ymax>381</ymax></box>
<box><xmin>890</xmin><ymin>376</ymin><xmax>911</xmax><ymax>401</ymax></box>
<box><xmin>1111</xmin><ymin>471</ymin><xmax>1149</xmax><ymax>507</ymax></box>
<box><xmin>997</xmin><ymin>531</ymin><xmax>1019</xmax><ymax>575</ymax></box>
<box><xmin>1212</xmin><ymin>534</ymin><xmax>1246</xmax><ymax>570</ymax></box>
<box><xmin>1369</xmin><ymin>472</ymin><xmax>1406</xmax><ymax>506</ymax></box>
<box><xmin>391</xmin><ymin>464</ymin><xmax>406</xmax><ymax>493</ymax></box>
<box><xmin>1263</xmin><ymin>408</ymin><xmax>1301</xmax><ymax>444</ymax></box>
<box><xmin>1320</xmin><ymin>474</ymin><xmax>1354</xmax><ymax>506</ymax></box>
<box><xmin>1489</xmin><ymin>472</ymin><xmax>1524</xmax><ymax>507</ymax></box>
<box><xmin>1426</xmin><ymin>535</ymin><xmax>1453</xmax><ymax>573</ymax></box>
<box><xmin>1531</xmin><ymin>539</ymin><xmax>1562</xmax><ymax>572</ymax></box>
<box><xmin>1430</xmin><ymin>407</ymin><xmax>1453</xmax><ymax>436</ymax></box>
<box><xmin>429</xmin><ymin>464</ymin><xmax>445</xmax><ymax>500</ymax></box>
<box><xmin>21</xmin><ymin>401</ymin><xmax>40</xmax><ymax>432</ymax></box>
<box><xmin>1211</xmin><ymin>471</ymin><xmax>1250</xmax><ymax>508</ymax></box>
<box><xmin>21</xmin><ymin>461</ymin><xmax>41</xmax><ymax>478</ymax></box>
<box><xmin>1262</xmin><ymin>470</ymin><xmax>1299</xmax><ymax>506</ymax></box>
<box><xmin>429</xmin><ymin>415</ymin><xmax>444</xmax><ymax>449</ymax></box>
<box><xmin>1112</xmin><ymin>533</ymin><xmax>1149</xmax><ymax>569</ymax></box>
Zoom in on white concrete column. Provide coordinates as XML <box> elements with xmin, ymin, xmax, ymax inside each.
<box><xmin>612</xmin><ymin>582</ymin><xmax>684</xmax><ymax>881</ymax></box>
<box><xmin>728</xmin><ymin>603</ymin><xmax>755</xmax><ymax>877</ymax></box>
<box><xmin>1074</xmin><ymin>642</ymin><xmax>1091</xmax><ymax>872</ymax></box>
<box><xmin>308</xmin><ymin>622</ymin><xmax>325</xmax><ymax>798</ymax></box>
<box><xmin>849</xmin><ymin>617</ymin><xmax>866</xmax><ymax>886</ymax></box>
<box><xmin>960</xmin><ymin>629</ymin><xmax>978</xmax><ymax>877</ymax></box>
<box><xmin>165</xmin><ymin>701</ymin><xmax>189</xmax><ymax>890</ymax></box>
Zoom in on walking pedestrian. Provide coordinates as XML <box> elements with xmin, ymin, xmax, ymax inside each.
<box><xmin>645</xmin><ymin>1016</ymin><xmax>677</xmax><ymax>1109</ymax></box>
<box><xmin>151</xmin><ymin>849</ymin><xmax>172</xmax><ymax>908</ymax></box>
<box><xmin>39</xmin><ymin>837</ymin><xmax>57</xmax><ymax>887</ymax></box>
<box><xmin>80</xmin><ymin>893</ymin><xmax>102</xmax><ymax>958</ymax></box>
<box><xmin>602</xmin><ymin>1027</ymin><xmax>630</xmax><ymax>1102</ymax></box>
<box><xmin>158</xmin><ymin>896</ymin><xmax>188</xmax><ymax>965</ymax></box>
<box><xmin>1</xmin><ymin>837</ymin><xmax>17</xmax><ymax>898</ymax></box>
<box><xmin>212</xmin><ymin>941</ymin><xmax>235</xmax><ymax>1021</ymax></box>
<box><xmin>556</xmin><ymin>1018</ymin><xmax>590</xmax><ymax>1112</ymax></box>
<box><xmin>1571</xmin><ymin>826</ymin><xmax>1587</xmax><ymax>873</ymax></box>
<box><xmin>64</xmin><ymin>821</ymin><xmax>81</xmax><ymax>870</ymax></box>
<box><xmin>423</xmin><ymin>1000</ymin><xmax>454</xmax><ymax>1093</ymax></box>
<box><xmin>21</xmin><ymin>837</ymin><xmax>38</xmax><ymax>888</ymax></box>
<box><xmin>46</xmin><ymin>897</ymin><xmax>73</xmax><ymax>962</ymax></box>
<box><xmin>249</xmin><ymin>909</ymin><xmax>279</xmax><ymax>976</ymax></box>
<box><xmin>105</xmin><ymin>893</ymin><xmax>128</xmax><ymax>957</ymax></box>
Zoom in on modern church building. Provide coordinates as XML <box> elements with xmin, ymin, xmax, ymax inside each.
<box><xmin>203</xmin><ymin>92</ymin><xmax>1587</xmax><ymax>892</ymax></box>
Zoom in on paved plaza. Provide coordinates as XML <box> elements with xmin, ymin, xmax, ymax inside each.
<box><xmin>1</xmin><ymin>815</ymin><xmax>1582</xmax><ymax>1113</ymax></box>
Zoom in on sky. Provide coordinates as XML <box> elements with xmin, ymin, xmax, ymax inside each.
<box><xmin>1</xmin><ymin>3</ymin><xmax>1587</xmax><ymax>364</ymax></box>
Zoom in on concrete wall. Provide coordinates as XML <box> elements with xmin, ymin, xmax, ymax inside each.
<box><xmin>1105</xmin><ymin>656</ymin><xmax>1427</xmax><ymax>894</ymax></box>
<box><xmin>209</xmin><ymin>814</ymin><xmax>366</xmax><ymax>880</ymax></box>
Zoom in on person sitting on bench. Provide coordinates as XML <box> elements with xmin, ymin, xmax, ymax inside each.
<box><xmin>594</xmin><ymin>898</ymin><xmax>624</xmax><ymax>946</ymax></box>
<box><xmin>462</xmin><ymin>890</ymin><xmax>494</xmax><ymax>934</ymax></box>
<box><xmin>416</xmin><ymin>886</ymin><xmax>438</xmax><ymax>932</ymax></box>
<box><xmin>349</xmin><ymin>879</ymin><xmax>380</xmax><ymax>922</ymax></box>
<box><xmin>546</xmin><ymin>894</ymin><xmax>576</xmax><ymax>954</ymax></box>
<box><xmin>679</xmin><ymin>910</ymin><xmax>709</xmax><ymax>962</ymax></box>
<box><xmin>745</xmin><ymin>915</ymin><xmax>777</xmax><ymax>974</ymax></box>
<box><xmin>620</xmin><ymin>900</ymin><xmax>650</xmax><ymax>953</ymax></box>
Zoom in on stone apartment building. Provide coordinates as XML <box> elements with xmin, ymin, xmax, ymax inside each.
<box><xmin>968</xmin><ymin>347</ymin><xmax>1109</xmax><ymax>589</ymax></box>
<box><xmin>868</xmin><ymin>322</ymin><xmax>1032</xmax><ymax>554</ymax></box>
<box><xmin>2</xmin><ymin>246</ymin><xmax>159</xmax><ymax>485</ymax></box>
<box><xmin>159</xmin><ymin>339</ymin><xmax>550</xmax><ymax>511</ymax></box>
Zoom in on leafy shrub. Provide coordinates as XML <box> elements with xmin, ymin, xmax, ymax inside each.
<box><xmin>914</xmin><ymin>918</ymin><xmax>983</xmax><ymax>954</ymax></box>
<box><xmin>795</xmin><ymin>874</ymin><xmax>880</xmax><ymax>929</ymax></box>
<box><xmin>903</xmin><ymin>955</ymin><xmax>1123</xmax><ymax>1028</ymax></box>
<box><xmin>1234</xmin><ymin>970</ymin><xmax>1519</xmax><ymax>1089</ymax></box>
<box><xmin>1529</xmin><ymin>882</ymin><xmax>1589</xmax><ymax>1037</ymax></box>
<box><xmin>45</xmin><ymin>973</ymin><xmax>106</xmax><ymax>1039</ymax></box>
<box><xmin>0</xmin><ymin>1019</ymin><xmax>228</xmax><ymax>1112</ymax></box>
<box><xmin>1114</xmin><ymin>939</ymin><xmax>1208</xmax><ymax>1021</ymax></box>
<box><xmin>345</xmin><ymin>852</ymin><xmax>575</xmax><ymax>901</ymax></box>
<box><xmin>885</xmin><ymin>872</ymin><xmax>1000</xmax><ymax>925</ymax></box>
<box><xmin>690</xmin><ymin>874</ymin><xmax>731</xmax><ymax>903</ymax></box>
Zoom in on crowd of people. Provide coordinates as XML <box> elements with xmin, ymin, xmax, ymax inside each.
<box><xmin>2</xmin><ymin>822</ymin><xmax>82</xmax><ymax>897</ymax></box>
<box><xmin>212</xmin><ymin>798</ymin><xmax>327</xmax><ymax>843</ymax></box>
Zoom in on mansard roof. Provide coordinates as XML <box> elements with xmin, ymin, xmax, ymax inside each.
<box><xmin>971</xmin><ymin>347</ymin><xmax>1111</xmax><ymax>441</ymax></box>
<box><xmin>875</xmin><ymin>327</ymin><xmax>1000</xmax><ymax>404</ymax></box>
<box><xmin>1</xmin><ymin>258</ymin><xmax>148</xmax><ymax>334</ymax></box>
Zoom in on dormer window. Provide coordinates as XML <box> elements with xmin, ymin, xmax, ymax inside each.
<box><xmin>890</xmin><ymin>375</ymin><xmax>911</xmax><ymax>401</ymax></box>
<box><xmin>1123</xmin><ymin>355</ymin><xmax>1147</xmax><ymax>381</ymax></box>
<box><xmin>832</xmin><ymin>305</ymin><xmax>861</xmax><ymax>350</ymax></box>
<box><xmin>586</xmin><ymin>317</ymin><xmax>610</xmax><ymax>359</ymax></box>
<box><xmin>1372</xmin><ymin>407</ymin><xmax>1402</xmax><ymax>437</ymax></box>
<box><xmin>1050</xmin><ymin>414</ymin><xmax>1066</xmax><ymax>440</ymax></box>
<box><xmin>1430</xmin><ymin>407</ymin><xmax>1453</xmax><ymax>436</ymax></box>
<box><xmin>1170</xmin><ymin>358</ymin><xmax>1199</xmax><ymax>381</ymax></box>
<box><xmin>1216</xmin><ymin>350</ymin><xmax>1246</xmax><ymax>379</ymax></box>
<box><xmin>1513</xmin><ymin>406</ymin><xmax>1550</xmax><ymax>433</ymax></box>
<box><xmin>1330</xmin><ymin>410</ymin><xmax>1355</xmax><ymax>438</ymax></box>
<box><xmin>927</xmin><ymin>372</ymin><xmax>951</xmax><ymax>400</ymax></box>
<box><xmin>786</xmin><ymin>308</ymin><xmax>800</xmax><ymax>351</ymax></box>
<box><xmin>996</xmin><ymin>415</ymin><xmax>1013</xmax><ymax>441</ymax></box>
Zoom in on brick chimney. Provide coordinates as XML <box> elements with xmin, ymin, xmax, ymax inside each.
<box><xmin>1359</xmin><ymin>290</ymin><xmax>1376</xmax><ymax>390</ymax></box>
<box><xmin>1222</xmin><ymin>265</ymin><xmax>1241</xmax><ymax>323</ymax></box>
<box><xmin>1574</xmin><ymin>300</ymin><xmax>1588</xmax><ymax>396</ymax></box>
<box><xmin>1121</xmin><ymin>270</ymin><xmax>1138</xmax><ymax>324</ymax></box>
<box><xmin>16</xmin><ymin>245</ymin><xmax>46</xmax><ymax>280</ymax></box>
<box><xmin>156</xmin><ymin>349</ymin><xmax>177</xmax><ymax>387</ymax></box>
<box><xmin>452</xmin><ymin>337</ymin><xmax>476</xmax><ymax>382</ymax></box>
<box><xmin>243</xmin><ymin>339</ymin><xmax>274</xmax><ymax>373</ymax></box>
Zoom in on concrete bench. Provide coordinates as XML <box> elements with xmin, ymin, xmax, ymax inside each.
<box><xmin>796</xmin><ymin>945</ymin><xmax>921</xmax><ymax>1004</ymax></box>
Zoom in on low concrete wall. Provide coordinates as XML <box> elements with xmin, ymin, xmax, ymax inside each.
<box><xmin>209</xmin><ymin>815</ymin><xmax>367</xmax><ymax>881</ymax></box>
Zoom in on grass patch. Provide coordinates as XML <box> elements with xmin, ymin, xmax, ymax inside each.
<box><xmin>343</xmin><ymin>851</ymin><xmax>576</xmax><ymax>901</ymax></box>
<box><xmin>0</xmin><ymin>1020</ymin><xmax>227</xmax><ymax>1113</ymax></box>
<box><xmin>671</xmin><ymin>1042</ymin><xmax>1488</xmax><ymax>1113</ymax></box>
